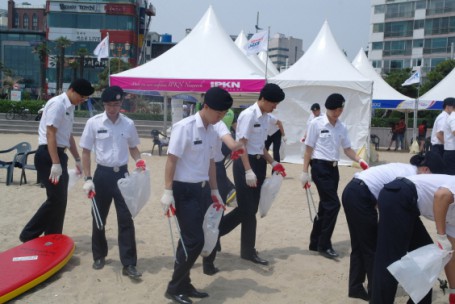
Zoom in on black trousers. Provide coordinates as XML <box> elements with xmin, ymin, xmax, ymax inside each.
<box><xmin>92</xmin><ymin>165</ymin><xmax>137</xmax><ymax>267</ymax></box>
<box><xmin>341</xmin><ymin>178</ymin><xmax>378</xmax><ymax>296</ymax></box>
<box><xmin>20</xmin><ymin>145</ymin><xmax>69</xmax><ymax>241</ymax></box>
<box><xmin>443</xmin><ymin>150</ymin><xmax>455</xmax><ymax>175</ymax></box>
<box><xmin>309</xmin><ymin>160</ymin><xmax>340</xmax><ymax>250</ymax></box>
<box><xmin>218</xmin><ymin>155</ymin><xmax>267</xmax><ymax>257</ymax></box>
<box><xmin>167</xmin><ymin>181</ymin><xmax>211</xmax><ymax>295</ymax></box>
<box><xmin>371</xmin><ymin>179</ymin><xmax>432</xmax><ymax>304</ymax></box>
<box><xmin>215</xmin><ymin>160</ymin><xmax>235</xmax><ymax>203</ymax></box>
<box><xmin>264</xmin><ymin>130</ymin><xmax>282</xmax><ymax>162</ymax></box>
<box><xmin>431</xmin><ymin>144</ymin><xmax>444</xmax><ymax>157</ymax></box>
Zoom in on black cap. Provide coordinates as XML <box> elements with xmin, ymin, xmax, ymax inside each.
<box><xmin>443</xmin><ymin>97</ymin><xmax>455</xmax><ymax>108</ymax></box>
<box><xmin>101</xmin><ymin>86</ymin><xmax>124</xmax><ymax>102</ymax></box>
<box><xmin>204</xmin><ymin>87</ymin><xmax>233</xmax><ymax>111</ymax></box>
<box><xmin>310</xmin><ymin>103</ymin><xmax>320</xmax><ymax>111</ymax></box>
<box><xmin>259</xmin><ymin>83</ymin><xmax>285</xmax><ymax>103</ymax></box>
<box><xmin>410</xmin><ymin>151</ymin><xmax>445</xmax><ymax>174</ymax></box>
<box><xmin>69</xmin><ymin>78</ymin><xmax>94</xmax><ymax>96</ymax></box>
<box><xmin>325</xmin><ymin>93</ymin><xmax>345</xmax><ymax>110</ymax></box>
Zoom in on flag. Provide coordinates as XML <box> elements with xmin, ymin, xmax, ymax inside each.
<box><xmin>402</xmin><ymin>69</ymin><xmax>421</xmax><ymax>86</ymax></box>
<box><xmin>94</xmin><ymin>35</ymin><xmax>109</xmax><ymax>62</ymax></box>
<box><xmin>244</xmin><ymin>30</ymin><xmax>268</xmax><ymax>55</ymax></box>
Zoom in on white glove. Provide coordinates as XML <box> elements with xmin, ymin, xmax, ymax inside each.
<box><xmin>245</xmin><ymin>169</ymin><xmax>257</xmax><ymax>187</ymax></box>
<box><xmin>436</xmin><ymin>234</ymin><xmax>453</xmax><ymax>251</ymax></box>
<box><xmin>161</xmin><ymin>189</ymin><xmax>175</xmax><ymax>216</ymax></box>
<box><xmin>211</xmin><ymin>189</ymin><xmax>224</xmax><ymax>205</ymax></box>
<box><xmin>83</xmin><ymin>180</ymin><xmax>95</xmax><ymax>196</ymax></box>
<box><xmin>282</xmin><ymin>136</ymin><xmax>287</xmax><ymax>143</ymax></box>
<box><xmin>49</xmin><ymin>164</ymin><xmax>62</xmax><ymax>185</ymax></box>
<box><xmin>75</xmin><ymin>159</ymin><xmax>82</xmax><ymax>175</ymax></box>
<box><xmin>300</xmin><ymin>171</ymin><xmax>311</xmax><ymax>187</ymax></box>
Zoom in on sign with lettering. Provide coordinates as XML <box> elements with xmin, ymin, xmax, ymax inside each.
<box><xmin>48</xmin><ymin>27</ymin><xmax>101</xmax><ymax>42</ymax></box>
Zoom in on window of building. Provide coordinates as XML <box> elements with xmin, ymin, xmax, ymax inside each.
<box><xmin>48</xmin><ymin>13</ymin><xmax>137</xmax><ymax>31</ymax></box>
<box><xmin>385</xmin><ymin>2</ymin><xmax>414</xmax><ymax>19</ymax></box>
<box><xmin>431</xmin><ymin>57</ymin><xmax>446</xmax><ymax>68</ymax></box>
<box><xmin>14</xmin><ymin>13</ymin><xmax>19</xmax><ymax>28</ymax></box>
<box><xmin>373</xmin><ymin>23</ymin><xmax>384</xmax><ymax>33</ymax></box>
<box><xmin>384</xmin><ymin>21</ymin><xmax>413</xmax><ymax>38</ymax></box>
<box><xmin>383</xmin><ymin>40</ymin><xmax>412</xmax><ymax>56</ymax></box>
<box><xmin>32</xmin><ymin>14</ymin><xmax>38</xmax><ymax>30</ymax></box>
<box><xmin>372</xmin><ymin>42</ymin><xmax>383</xmax><ymax>50</ymax></box>
<box><xmin>412</xmin><ymin>58</ymin><xmax>422</xmax><ymax>66</ymax></box>
<box><xmin>23</xmin><ymin>14</ymin><xmax>29</xmax><ymax>29</ymax></box>
<box><xmin>414</xmin><ymin>19</ymin><xmax>424</xmax><ymax>29</ymax></box>
<box><xmin>416</xmin><ymin>1</ymin><xmax>426</xmax><ymax>9</ymax></box>
<box><xmin>374</xmin><ymin>5</ymin><xmax>385</xmax><ymax>14</ymax></box>
<box><xmin>413</xmin><ymin>39</ymin><xmax>424</xmax><ymax>48</ymax></box>
<box><xmin>372</xmin><ymin>60</ymin><xmax>382</xmax><ymax>68</ymax></box>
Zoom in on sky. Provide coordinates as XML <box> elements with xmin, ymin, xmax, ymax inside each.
<box><xmin>1</xmin><ymin>0</ymin><xmax>372</xmax><ymax>60</ymax></box>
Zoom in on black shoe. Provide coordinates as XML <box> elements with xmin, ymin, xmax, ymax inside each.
<box><xmin>203</xmin><ymin>263</ymin><xmax>219</xmax><ymax>276</ymax></box>
<box><xmin>241</xmin><ymin>252</ymin><xmax>269</xmax><ymax>265</ymax></box>
<box><xmin>349</xmin><ymin>288</ymin><xmax>369</xmax><ymax>301</ymax></box>
<box><xmin>122</xmin><ymin>265</ymin><xmax>142</xmax><ymax>279</ymax></box>
<box><xmin>187</xmin><ymin>289</ymin><xmax>209</xmax><ymax>298</ymax></box>
<box><xmin>92</xmin><ymin>258</ymin><xmax>105</xmax><ymax>270</ymax></box>
<box><xmin>318</xmin><ymin>248</ymin><xmax>339</xmax><ymax>259</ymax></box>
<box><xmin>165</xmin><ymin>292</ymin><xmax>192</xmax><ymax>304</ymax></box>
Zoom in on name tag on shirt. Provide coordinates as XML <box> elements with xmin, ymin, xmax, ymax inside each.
<box><xmin>254</xmin><ymin>123</ymin><xmax>261</xmax><ymax>128</ymax></box>
<box><xmin>97</xmin><ymin>129</ymin><xmax>108</xmax><ymax>134</ymax></box>
<box><xmin>193</xmin><ymin>140</ymin><xmax>202</xmax><ymax>145</ymax></box>
<box><xmin>320</xmin><ymin>129</ymin><xmax>330</xmax><ymax>138</ymax></box>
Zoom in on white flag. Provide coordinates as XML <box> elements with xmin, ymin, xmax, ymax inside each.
<box><xmin>244</xmin><ymin>31</ymin><xmax>268</xmax><ymax>55</ymax></box>
<box><xmin>94</xmin><ymin>35</ymin><xmax>109</xmax><ymax>62</ymax></box>
<box><xmin>402</xmin><ymin>69</ymin><xmax>421</xmax><ymax>86</ymax></box>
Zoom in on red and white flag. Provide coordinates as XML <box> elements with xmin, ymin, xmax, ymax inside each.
<box><xmin>244</xmin><ymin>30</ymin><xmax>268</xmax><ymax>55</ymax></box>
<box><xmin>93</xmin><ymin>35</ymin><xmax>109</xmax><ymax>62</ymax></box>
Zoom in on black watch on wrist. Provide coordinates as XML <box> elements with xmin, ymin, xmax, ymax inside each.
<box><xmin>84</xmin><ymin>176</ymin><xmax>92</xmax><ymax>181</ymax></box>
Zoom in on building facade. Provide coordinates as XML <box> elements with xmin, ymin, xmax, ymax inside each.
<box><xmin>369</xmin><ymin>0</ymin><xmax>455</xmax><ymax>75</ymax></box>
<box><xmin>268</xmin><ymin>33</ymin><xmax>304</xmax><ymax>71</ymax></box>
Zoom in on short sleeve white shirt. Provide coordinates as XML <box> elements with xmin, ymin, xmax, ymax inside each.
<box><xmin>213</xmin><ymin>121</ymin><xmax>231</xmax><ymax>163</ymax></box>
<box><xmin>236</xmin><ymin>102</ymin><xmax>270</xmax><ymax>155</ymax></box>
<box><xmin>443</xmin><ymin>112</ymin><xmax>455</xmax><ymax>150</ymax></box>
<box><xmin>168</xmin><ymin>112</ymin><xmax>217</xmax><ymax>183</ymax></box>
<box><xmin>305</xmin><ymin>114</ymin><xmax>351</xmax><ymax>161</ymax></box>
<box><xmin>79</xmin><ymin>112</ymin><xmax>140</xmax><ymax>167</ymax></box>
<box><xmin>268</xmin><ymin>113</ymin><xmax>279</xmax><ymax>136</ymax></box>
<box><xmin>431</xmin><ymin>111</ymin><xmax>448</xmax><ymax>145</ymax></box>
<box><xmin>406</xmin><ymin>174</ymin><xmax>455</xmax><ymax>237</ymax></box>
<box><xmin>38</xmin><ymin>92</ymin><xmax>75</xmax><ymax>148</ymax></box>
<box><xmin>355</xmin><ymin>163</ymin><xmax>417</xmax><ymax>199</ymax></box>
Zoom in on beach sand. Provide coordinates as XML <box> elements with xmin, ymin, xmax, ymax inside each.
<box><xmin>0</xmin><ymin>133</ymin><xmax>449</xmax><ymax>304</ymax></box>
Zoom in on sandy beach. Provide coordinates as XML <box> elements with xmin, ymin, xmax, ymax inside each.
<box><xmin>0</xmin><ymin>133</ymin><xmax>449</xmax><ymax>304</ymax></box>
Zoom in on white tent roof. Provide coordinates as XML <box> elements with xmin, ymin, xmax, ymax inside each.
<box><xmin>420</xmin><ymin>67</ymin><xmax>455</xmax><ymax>102</ymax></box>
<box><xmin>271</xmin><ymin>21</ymin><xmax>372</xmax><ymax>93</ymax></box>
<box><xmin>352</xmin><ymin>48</ymin><xmax>412</xmax><ymax>102</ymax></box>
<box><xmin>258</xmin><ymin>51</ymin><xmax>280</xmax><ymax>77</ymax></box>
<box><xmin>110</xmin><ymin>6</ymin><xmax>265</xmax><ymax>93</ymax></box>
<box><xmin>234</xmin><ymin>30</ymin><xmax>270</xmax><ymax>77</ymax></box>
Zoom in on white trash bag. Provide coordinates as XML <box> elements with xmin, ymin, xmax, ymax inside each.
<box><xmin>259</xmin><ymin>173</ymin><xmax>283</xmax><ymax>218</ymax></box>
<box><xmin>279</xmin><ymin>139</ymin><xmax>286</xmax><ymax>161</ymax></box>
<box><xmin>387</xmin><ymin>244</ymin><xmax>452</xmax><ymax>303</ymax></box>
<box><xmin>117</xmin><ymin>169</ymin><xmax>151</xmax><ymax>218</ymax></box>
<box><xmin>201</xmin><ymin>202</ymin><xmax>224</xmax><ymax>257</ymax></box>
<box><xmin>68</xmin><ymin>169</ymin><xmax>81</xmax><ymax>191</ymax></box>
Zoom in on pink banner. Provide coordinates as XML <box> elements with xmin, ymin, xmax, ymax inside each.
<box><xmin>110</xmin><ymin>77</ymin><xmax>266</xmax><ymax>93</ymax></box>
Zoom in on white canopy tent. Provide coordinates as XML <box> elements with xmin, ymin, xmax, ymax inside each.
<box><xmin>420</xmin><ymin>67</ymin><xmax>455</xmax><ymax>104</ymax></box>
<box><xmin>269</xmin><ymin>21</ymin><xmax>373</xmax><ymax>165</ymax></box>
<box><xmin>258</xmin><ymin>51</ymin><xmax>280</xmax><ymax>77</ymax></box>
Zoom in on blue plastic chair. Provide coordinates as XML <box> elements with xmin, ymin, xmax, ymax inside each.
<box><xmin>0</xmin><ymin>142</ymin><xmax>32</xmax><ymax>185</ymax></box>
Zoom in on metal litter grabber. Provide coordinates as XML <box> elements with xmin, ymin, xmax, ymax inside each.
<box><xmin>165</xmin><ymin>205</ymin><xmax>188</xmax><ymax>262</ymax></box>
<box><xmin>304</xmin><ymin>183</ymin><xmax>318</xmax><ymax>223</ymax></box>
<box><xmin>89</xmin><ymin>191</ymin><xmax>104</xmax><ymax>230</ymax></box>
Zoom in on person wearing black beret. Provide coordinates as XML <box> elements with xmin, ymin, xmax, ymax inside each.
<box><xmin>215</xmin><ymin>83</ymin><xmax>287</xmax><ymax>267</ymax></box>
<box><xmin>443</xmin><ymin>97</ymin><xmax>455</xmax><ymax>174</ymax></box>
<box><xmin>431</xmin><ymin>97</ymin><xmax>455</xmax><ymax>157</ymax></box>
<box><xmin>20</xmin><ymin>78</ymin><xmax>94</xmax><ymax>243</ymax></box>
<box><xmin>301</xmin><ymin>93</ymin><xmax>369</xmax><ymax>260</ymax></box>
<box><xmin>79</xmin><ymin>85</ymin><xmax>146</xmax><ymax>280</ymax></box>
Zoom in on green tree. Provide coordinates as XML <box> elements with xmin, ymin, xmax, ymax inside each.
<box><xmin>54</xmin><ymin>37</ymin><xmax>72</xmax><ymax>93</ymax></box>
<box><xmin>96</xmin><ymin>58</ymin><xmax>130</xmax><ymax>90</ymax></box>
<box><xmin>32</xmin><ymin>41</ymin><xmax>49</xmax><ymax>99</ymax></box>
<box><xmin>420</xmin><ymin>59</ymin><xmax>455</xmax><ymax>95</ymax></box>
<box><xmin>384</xmin><ymin>68</ymin><xmax>419</xmax><ymax>98</ymax></box>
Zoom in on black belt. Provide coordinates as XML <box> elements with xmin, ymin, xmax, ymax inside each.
<box><xmin>97</xmin><ymin>164</ymin><xmax>127</xmax><ymax>173</ymax></box>
<box><xmin>174</xmin><ymin>180</ymin><xmax>208</xmax><ymax>188</ymax></box>
<box><xmin>248</xmin><ymin>154</ymin><xmax>263</xmax><ymax>160</ymax></box>
<box><xmin>39</xmin><ymin>144</ymin><xmax>67</xmax><ymax>153</ymax></box>
<box><xmin>352</xmin><ymin>177</ymin><xmax>367</xmax><ymax>187</ymax></box>
<box><xmin>397</xmin><ymin>177</ymin><xmax>418</xmax><ymax>201</ymax></box>
<box><xmin>311</xmin><ymin>159</ymin><xmax>338</xmax><ymax>167</ymax></box>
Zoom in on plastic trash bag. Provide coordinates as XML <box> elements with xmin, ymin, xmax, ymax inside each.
<box><xmin>410</xmin><ymin>139</ymin><xmax>420</xmax><ymax>154</ymax></box>
<box><xmin>68</xmin><ymin>169</ymin><xmax>81</xmax><ymax>191</ymax></box>
<box><xmin>387</xmin><ymin>244</ymin><xmax>452</xmax><ymax>303</ymax></box>
<box><xmin>279</xmin><ymin>139</ymin><xmax>286</xmax><ymax>161</ymax></box>
<box><xmin>259</xmin><ymin>173</ymin><xmax>283</xmax><ymax>218</ymax></box>
<box><xmin>117</xmin><ymin>169</ymin><xmax>151</xmax><ymax>218</ymax></box>
<box><xmin>201</xmin><ymin>202</ymin><xmax>223</xmax><ymax>257</ymax></box>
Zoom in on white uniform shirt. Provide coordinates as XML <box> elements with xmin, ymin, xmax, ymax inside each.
<box><xmin>79</xmin><ymin>112</ymin><xmax>140</xmax><ymax>167</ymax></box>
<box><xmin>431</xmin><ymin>111</ymin><xmax>448</xmax><ymax>145</ymax></box>
<box><xmin>168</xmin><ymin>112</ymin><xmax>217</xmax><ymax>183</ymax></box>
<box><xmin>213</xmin><ymin>121</ymin><xmax>231</xmax><ymax>163</ymax></box>
<box><xmin>355</xmin><ymin>163</ymin><xmax>417</xmax><ymax>199</ymax></box>
<box><xmin>305</xmin><ymin>114</ymin><xmax>351</xmax><ymax>161</ymax></box>
<box><xmin>268</xmin><ymin>114</ymin><xmax>279</xmax><ymax>136</ymax></box>
<box><xmin>236</xmin><ymin>102</ymin><xmax>270</xmax><ymax>155</ymax></box>
<box><xmin>443</xmin><ymin>112</ymin><xmax>455</xmax><ymax>150</ymax></box>
<box><xmin>406</xmin><ymin>174</ymin><xmax>455</xmax><ymax>237</ymax></box>
<box><xmin>38</xmin><ymin>92</ymin><xmax>74</xmax><ymax>148</ymax></box>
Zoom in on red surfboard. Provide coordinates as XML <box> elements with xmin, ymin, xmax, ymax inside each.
<box><xmin>0</xmin><ymin>234</ymin><xmax>75</xmax><ymax>303</ymax></box>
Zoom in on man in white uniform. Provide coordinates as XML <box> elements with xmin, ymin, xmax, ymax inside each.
<box><xmin>431</xmin><ymin>97</ymin><xmax>455</xmax><ymax>156</ymax></box>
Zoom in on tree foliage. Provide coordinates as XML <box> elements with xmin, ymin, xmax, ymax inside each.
<box><xmin>96</xmin><ymin>58</ymin><xmax>131</xmax><ymax>90</ymax></box>
<box><xmin>420</xmin><ymin>59</ymin><xmax>455</xmax><ymax>95</ymax></box>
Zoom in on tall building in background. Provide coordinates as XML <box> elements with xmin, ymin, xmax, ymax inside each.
<box><xmin>268</xmin><ymin>33</ymin><xmax>304</xmax><ymax>71</ymax></box>
<box><xmin>369</xmin><ymin>0</ymin><xmax>455</xmax><ymax>76</ymax></box>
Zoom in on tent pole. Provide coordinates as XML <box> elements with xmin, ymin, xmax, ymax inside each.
<box><xmin>412</xmin><ymin>86</ymin><xmax>420</xmax><ymax>144</ymax></box>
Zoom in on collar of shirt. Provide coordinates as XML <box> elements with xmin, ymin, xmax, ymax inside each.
<box><xmin>322</xmin><ymin>113</ymin><xmax>340</xmax><ymax>128</ymax></box>
<box><xmin>253</xmin><ymin>102</ymin><xmax>267</xmax><ymax>119</ymax></box>
<box><xmin>62</xmin><ymin>92</ymin><xmax>73</xmax><ymax>110</ymax></box>
<box><xmin>101</xmin><ymin>112</ymin><xmax>123</xmax><ymax>125</ymax></box>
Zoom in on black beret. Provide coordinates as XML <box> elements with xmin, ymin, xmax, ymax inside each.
<box><xmin>101</xmin><ymin>86</ymin><xmax>124</xmax><ymax>102</ymax></box>
<box><xmin>325</xmin><ymin>93</ymin><xmax>345</xmax><ymax>110</ymax></box>
<box><xmin>259</xmin><ymin>83</ymin><xmax>285</xmax><ymax>103</ymax></box>
<box><xmin>410</xmin><ymin>151</ymin><xmax>445</xmax><ymax>174</ymax></box>
<box><xmin>310</xmin><ymin>103</ymin><xmax>320</xmax><ymax>111</ymax></box>
<box><xmin>69</xmin><ymin>78</ymin><xmax>94</xmax><ymax>96</ymax></box>
<box><xmin>204</xmin><ymin>87</ymin><xmax>233</xmax><ymax>111</ymax></box>
<box><xmin>443</xmin><ymin>97</ymin><xmax>455</xmax><ymax>108</ymax></box>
